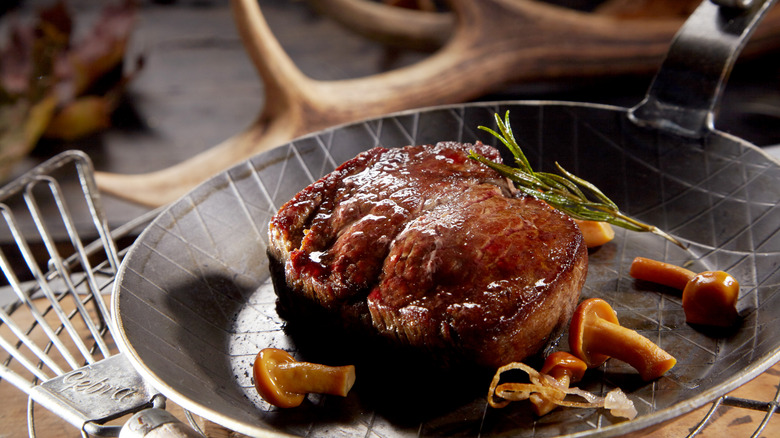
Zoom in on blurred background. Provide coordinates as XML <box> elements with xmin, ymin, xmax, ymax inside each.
<box><xmin>2</xmin><ymin>0</ymin><xmax>779</xmax><ymax>228</ymax></box>
<box><xmin>1</xmin><ymin>1</ymin><xmax>779</xmax><ymax>435</ymax></box>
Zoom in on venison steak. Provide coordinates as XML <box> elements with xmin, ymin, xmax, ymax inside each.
<box><xmin>267</xmin><ymin>141</ymin><xmax>587</xmax><ymax>368</ymax></box>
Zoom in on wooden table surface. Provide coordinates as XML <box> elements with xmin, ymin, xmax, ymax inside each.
<box><xmin>0</xmin><ymin>308</ymin><xmax>777</xmax><ymax>437</ymax></box>
<box><xmin>2</xmin><ymin>1</ymin><xmax>779</xmax><ymax>436</ymax></box>
<box><xmin>0</xmin><ymin>294</ymin><xmax>778</xmax><ymax>436</ymax></box>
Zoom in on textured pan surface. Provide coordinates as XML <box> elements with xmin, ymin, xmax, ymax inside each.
<box><xmin>113</xmin><ymin>102</ymin><xmax>780</xmax><ymax>437</ymax></box>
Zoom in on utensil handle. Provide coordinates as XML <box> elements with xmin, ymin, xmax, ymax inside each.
<box><xmin>119</xmin><ymin>408</ymin><xmax>202</xmax><ymax>438</ymax></box>
<box><xmin>629</xmin><ymin>0</ymin><xmax>778</xmax><ymax>137</ymax></box>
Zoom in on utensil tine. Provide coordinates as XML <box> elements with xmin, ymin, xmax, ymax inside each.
<box><xmin>0</xmin><ymin>304</ymin><xmax>61</xmax><ymax>380</ymax></box>
<box><xmin>23</xmin><ymin>176</ymin><xmax>112</xmax><ymax>359</ymax></box>
<box><xmin>0</xmin><ymin>151</ymin><xmax>198</xmax><ymax>436</ymax></box>
<box><xmin>0</xmin><ymin>213</ymin><xmax>84</xmax><ymax>369</ymax></box>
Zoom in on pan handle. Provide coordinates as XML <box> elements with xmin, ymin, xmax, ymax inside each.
<box><xmin>629</xmin><ymin>0</ymin><xmax>778</xmax><ymax>137</ymax></box>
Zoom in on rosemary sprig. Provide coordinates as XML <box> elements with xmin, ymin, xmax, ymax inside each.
<box><xmin>469</xmin><ymin>111</ymin><xmax>685</xmax><ymax>248</ymax></box>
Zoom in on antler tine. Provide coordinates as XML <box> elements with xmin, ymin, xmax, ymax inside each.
<box><xmin>310</xmin><ymin>0</ymin><xmax>780</xmax><ymax>53</ymax></box>
<box><xmin>306</xmin><ymin>0</ymin><xmax>453</xmax><ymax>51</ymax></box>
<box><xmin>94</xmin><ymin>0</ymin><xmax>312</xmax><ymax>207</ymax></box>
<box><xmin>94</xmin><ymin>0</ymin><xmax>780</xmax><ymax>207</ymax></box>
<box><xmin>595</xmin><ymin>0</ymin><xmax>699</xmax><ymax>18</ymax></box>
<box><xmin>94</xmin><ymin>0</ymin><xmax>495</xmax><ymax>207</ymax></box>
<box><xmin>309</xmin><ymin>0</ymin><xmax>685</xmax><ymax>52</ymax></box>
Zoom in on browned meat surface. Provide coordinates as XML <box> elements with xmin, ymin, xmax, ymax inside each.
<box><xmin>268</xmin><ymin>141</ymin><xmax>587</xmax><ymax>368</ymax></box>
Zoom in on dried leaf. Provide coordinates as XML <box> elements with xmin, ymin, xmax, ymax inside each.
<box><xmin>55</xmin><ymin>0</ymin><xmax>138</xmax><ymax>101</ymax></box>
<box><xmin>0</xmin><ymin>0</ymin><xmax>139</xmax><ymax>180</ymax></box>
<box><xmin>0</xmin><ymin>96</ymin><xmax>57</xmax><ymax>180</ymax></box>
<box><xmin>43</xmin><ymin>95</ymin><xmax>110</xmax><ymax>141</ymax></box>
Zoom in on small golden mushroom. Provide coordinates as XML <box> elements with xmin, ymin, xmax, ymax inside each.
<box><xmin>569</xmin><ymin>298</ymin><xmax>676</xmax><ymax>381</ymax></box>
<box><xmin>682</xmin><ymin>270</ymin><xmax>740</xmax><ymax>327</ymax></box>
<box><xmin>630</xmin><ymin>257</ymin><xmax>740</xmax><ymax>327</ymax></box>
<box><xmin>253</xmin><ymin>348</ymin><xmax>356</xmax><ymax>408</ymax></box>
<box><xmin>573</xmin><ymin>219</ymin><xmax>615</xmax><ymax>248</ymax></box>
<box><xmin>530</xmin><ymin>351</ymin><xmax>588</xmax><ymax>416</ymax></box>
<box><xmin>629</xmin><ymin>256</ymin><xmax>696</xmax><ymax>290</ymax></box>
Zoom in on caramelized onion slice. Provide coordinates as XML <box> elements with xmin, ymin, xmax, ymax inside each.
<box><xmin>487</xmin><ymin>360</ymin><xmax>637</xmax><ymax>419</ymax></box>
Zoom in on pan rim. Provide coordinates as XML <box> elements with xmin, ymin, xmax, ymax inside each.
<box><xmin>111</xmin><ymin>99</ymin><xmax>780</xmax><ymax>437</ymax></box>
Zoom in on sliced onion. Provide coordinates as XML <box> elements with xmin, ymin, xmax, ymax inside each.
<box><xmin>605</xmin><ymin>388</ymin><xmax>638</xmax><ymax>419</ymax></box>
<box><xmin>487</xmin><ymin>360</ymin><xmax>637</xmax><ymax>420</ymax></box>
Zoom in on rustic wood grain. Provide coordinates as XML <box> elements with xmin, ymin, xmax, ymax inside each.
<box><xmin>1</xmin><ymin>296</ymin><xmax>777</xmax><ymax>437</ymax></box>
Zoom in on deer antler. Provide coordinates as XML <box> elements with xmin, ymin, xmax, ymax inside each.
<box><xmin>305</xmin><ymin>0</ymin><xmax>453</xmax><ymax>51</ymax></box>
<box><xmin>95</xmin><ymin>0</ymin><xmax>780</xmax><ymax>207</ymax></box>
<box><xmin>308</xmin><ymin>0</ymin><xmax>780</xmax><ymax>52</ymax></box>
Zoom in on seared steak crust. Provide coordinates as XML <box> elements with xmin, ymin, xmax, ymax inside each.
<box><xmin>268</xmin><ymin>142</ymin><xmax>587</xmax><ymax>368</ymax></box>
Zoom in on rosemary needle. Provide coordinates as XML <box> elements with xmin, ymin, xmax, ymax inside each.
<box><xmin>469</xmin><ymin>111</ymin><xmax>685</xmax><ymax>249</ymax></box>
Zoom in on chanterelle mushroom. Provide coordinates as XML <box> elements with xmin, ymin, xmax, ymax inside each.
<box><xmin>569</xmin><ymin>298</ymin><xmax>676</xmax><ymax>381</ymax></box>
<box><xmin>253</xmin><ymin>348</ymin><xmax>356</xmax><ymax>408</ymax></box>
<box><xmin>682</xmin><ymin>271</ymin><xmax>740</xmax><ymax>327</ymax></box>
<box><xmin>630</xmin><ymin>257</ymin><xmax>741</xmax><ymax>327</ymax></box>
<box><xmin>530</xmin><ymin>351</ymin><xmax>588</xmax><ymax>416</ymax></box>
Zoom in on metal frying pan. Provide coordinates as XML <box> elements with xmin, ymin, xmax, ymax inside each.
<box><xmin>112</xmin><ymin>0</ymin><xmax>780</xmax><ymax>436</ymax></box>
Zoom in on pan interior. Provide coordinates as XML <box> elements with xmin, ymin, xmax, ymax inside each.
<box><xmin>113</xmin><ymin>102</ymin><xmax>780</xmax><ymax>437</ymax></box>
